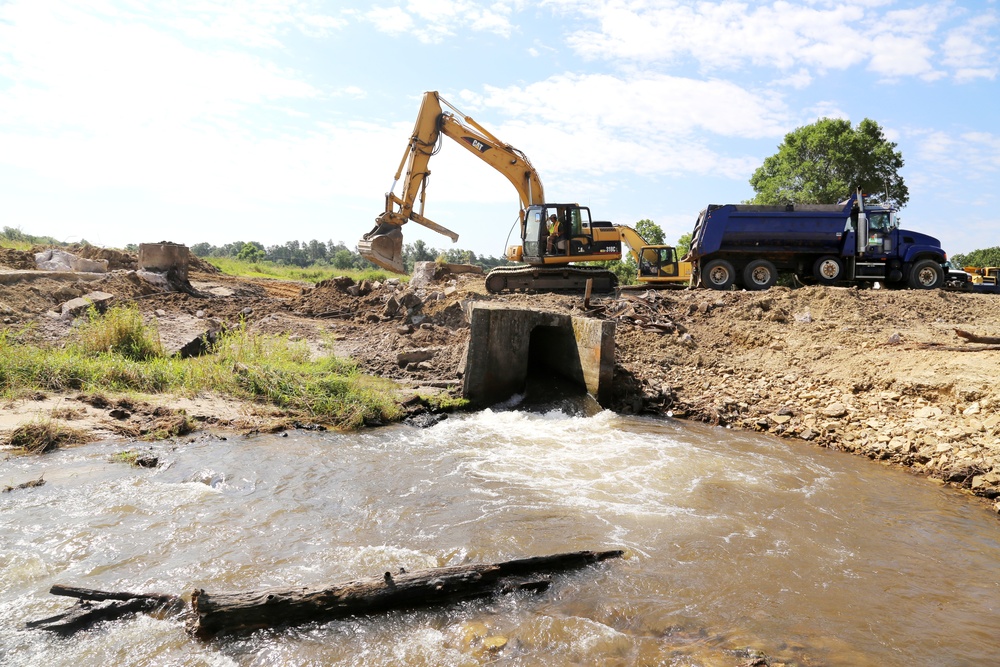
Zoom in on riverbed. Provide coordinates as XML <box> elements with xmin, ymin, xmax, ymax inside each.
<box><xmin>2</xmin><ymin>406</ymin><xmax>999</xmax><ymax>665</ymax></box>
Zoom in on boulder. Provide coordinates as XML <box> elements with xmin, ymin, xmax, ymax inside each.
<box><xmin>397</xmin><ymin>348</ymin><xmax>437</xmax><ymax>367</ymax></box>
<box><xmin>156</xmin><ymin>314</ymin><xmax>224</xmax><ymax>358</ymax></box>
<box><xmin>60</xmin><ymin>291</ymin><xmax>115</xmax><ymax>318</ymax></box>
<box><xmin>35</xmin><ymin>249</ymin><xmax>109</xmax><ymax>273</ymax></box>
<box><xmin>409</xmin><ymin>261</ymin><xmax>438</xmax><ymax>288</ymax></box>
<box><xmin>822</xmin><ymin>402</ymin><xmax>848</xmax><ymax>418</ymax></box>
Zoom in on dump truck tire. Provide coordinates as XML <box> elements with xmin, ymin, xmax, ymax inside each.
<box><xmin>743</xmin><ymin>259</ymin><xmax>778</xmax><ymax>290</ymax></box>
<box><xmin>908</xmin><ymin>259</ymin><xmax>945</xmax><ymax>289</ymax></box>
<box><xmin>813</xmin><ymin>255</ymin><xmax>844</xmax><ymax>285</ymax></box>
<box><xmin>703</xmin><ymin>259</ymin><xmax>736</xmax><ymax>290</ymax></box>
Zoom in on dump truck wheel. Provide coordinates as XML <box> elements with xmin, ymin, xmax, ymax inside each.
<box><xmin>908</xmin><ymin>259</ymin><xmax>944</xmax><ymax>289</ymax></box>
<box><xmin>703</xmin><ymin>259</ymin><xmax>735</xmax><ymax>290</ymax></box>
<box><xmin>813</xmin><ymin>255</ymin><xmax>843</xmax><ymax>285</ymax></box>
<box><xmin>742</xmin><ymin>260</ymin><xmax>777</xmax><ymax>290</ymax></box>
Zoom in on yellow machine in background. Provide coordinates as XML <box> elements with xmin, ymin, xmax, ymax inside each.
<box><xmin>615</xmin><ymin>225</ymin><xmax>692</xmax><ymax>287</ymax></box>
<box><xmin>965</xmin><ymin>266</ymin><xmax>999</xmax><ymax>286</ymax></box>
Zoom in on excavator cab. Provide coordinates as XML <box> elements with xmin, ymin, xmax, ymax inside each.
<box><xmin>521</xmin><ymin>204</ymin><xmax>619</xmax><ymax>263</ymax></box>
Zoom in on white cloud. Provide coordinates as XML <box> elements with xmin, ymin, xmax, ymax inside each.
<box><xmin>561</xmin><ymin>1</ymin><xmax>867</xmax><ymax>70</ymax></box>
<box><xmin>773</xmin><ymin>68</ymin><xmax>813</xmax><ymax>89</ymax></box>
<box><xmin>0</xmin><ymin>9</ymin><xmax>316</xmax><ymax>135</ymax></box>
<box><xmin>452</xmin><ymin>73</ymin><xmax>787</xmax><ymax>182</ymax></box>
<box><xmin>549</xmin><ymin>0</ymin><xmax>997</xmax><ymax>82</ymax></box>
<box><xmin>942</xmin><ymin>13</ymin><xmax>999</xmax><ymax>82</ymax></box>
<box><xmin>364</xmin><ymin>0</ymin><xmax>514</xmax><ymax>43</ymax></box>
<box><xmin>909</xmin><ymin>128</ymin><xmax>1000</xmax><ymax>190</ymax></box>
<box><xmin>365</xmin><ymin>6</ymin><xmax>417</xmax><ymax>37</ymax></box>
<box><xmin>867</xmin><ymin>34</ymin><xmax>940</xmax><ymax>79</ymax></box>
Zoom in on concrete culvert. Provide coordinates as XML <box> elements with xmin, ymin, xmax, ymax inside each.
<box><xmin>461</xmin><ymin>305</ymin><xmax>614</xmax><ymax>409</ymax></box>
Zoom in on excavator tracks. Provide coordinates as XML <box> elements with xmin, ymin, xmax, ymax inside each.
<box><xmin>484</xmin><ymin>265</ymin><xmax>618</xmax><ymax>294</ymax></box>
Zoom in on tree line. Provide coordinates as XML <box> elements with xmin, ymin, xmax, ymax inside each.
<box><xmin>952</xmin><ymin>248</ymin><xmax>1000</xmax><ymax>269</ymax></box>
<box><xmin>188</xmin><ymin>238</ymin><xmax>512</xmax><ymax>274</ymax></box>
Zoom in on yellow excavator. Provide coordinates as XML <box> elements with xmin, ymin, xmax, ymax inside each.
<box><xmin>359</xmin><ymin>91</ymin><xmax>688</xmax><ymax>292</ymax></box>
<box><xmin>616</xmin><ymin>226</ymin><xmax>692</xmax><ymax>288</ymax></box>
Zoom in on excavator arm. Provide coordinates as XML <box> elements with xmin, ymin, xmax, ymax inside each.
<box><xmin>615</xmin><ymin>226</ymin><xmax>658</xmax><ymax>265</ymax></box>
<box><xmin>360</xmin><ymin>91</ymin><xmax>545</xmax><ymax>273</ymax></box>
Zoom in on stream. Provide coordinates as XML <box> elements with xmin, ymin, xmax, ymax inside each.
<box><xmin>2</xmin><ymin>405</ymin><xmax>999</xmax><ymax>665</ymax></box>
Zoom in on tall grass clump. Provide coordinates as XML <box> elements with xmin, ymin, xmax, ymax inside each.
<box><xmin>199</xmin><ymin>326</ymin><xmax>401</xmax><ymax>428</ymax></box>
<box><xmin>0</xmin><ymin>307</ymin><xmax>404</xmax><ymax>430</ymax></box>
<box><xmin>74</xmin><ymin>305</ymin><xmax>163</xmax><ymax>361</ymax></box>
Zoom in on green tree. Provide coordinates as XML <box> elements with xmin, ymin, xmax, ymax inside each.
<box><xmin>633</xmin><ymin>219</ymin><xmax>665</xmax><ymax>245</ymax></box>
<box><xmin>675</xmin><ymin>232</ymin><xmax>692</xmax><ymax>260</ymax></box>
<box><xmin>749</xmin><ymin>118</ymin><xmax>908</xmax><ymax>209</ymax></box>
<box><xmin>952</xmin><ymin>247</ymin><xmax>1000</xmax><ymax>268</ymax></box>
<box><xmin>189</xmin><ymin>242</ymin><xmax>213</xmax><ymax>256</ymax></box>
<box><xmin>402</xmin><ymin>239</ymin><xmax>436</xmax><ymax>272</ymax></box>
<box><xmin>237</xmin><ymin>242</ymin><xmax>265</xmax><ymax>263</ymax></box>
<box><xmin>307</xmin><ymin>239</ymin><xmax>327</xmax><ymax>262</ymax></box>
<box><xmin>332</xmin><ymin>249</ymin><xmax>355</xmax><ymax>269</ymax></box>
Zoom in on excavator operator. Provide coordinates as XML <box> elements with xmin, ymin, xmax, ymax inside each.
<box><xmin>546</xmin><ymin>214</ymin><xmax>563</xmax><ymax>254</ymax></box>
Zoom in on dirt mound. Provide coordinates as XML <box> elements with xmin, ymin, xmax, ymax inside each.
<box><xmin>0</xmin><ymin>247</ymin><xmax>37</xmax><ymax>270</ymax></box>
<box><xmin>67</xmin><ymin>244</ymin><xmax>138</xmax><ymax>271</ymax></box>
<box><xmin>187</xmin><ymin>252</ymin><xmax>220</xmax><ymax>274</ymax></box>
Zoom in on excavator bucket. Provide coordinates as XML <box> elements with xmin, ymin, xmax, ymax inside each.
<box><xmin>358</xmin><ymin>222</ymin><xmax>405</xmax><ymax>274</ymax></box>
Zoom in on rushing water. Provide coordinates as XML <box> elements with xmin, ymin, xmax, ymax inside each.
<box><xmin>2</xmin><ymin>404</ymin><xmax>999</xmax><ymax>666</ymax></box>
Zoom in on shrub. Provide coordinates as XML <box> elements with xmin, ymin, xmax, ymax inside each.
<box><xmin>74</xmin><ymin>305</ymin><xmax>163</xmax><ymax>361</ymax></box>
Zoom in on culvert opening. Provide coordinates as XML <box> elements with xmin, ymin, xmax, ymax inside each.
<box><xmin>523</xmin><ymin>324</ymin><xmax>588</xmax><ymax>402</ymax></box>
<box><xmin>461</xmin><ymin>306</ymin><xmax>614</xmax><ymax>408</ymax></box>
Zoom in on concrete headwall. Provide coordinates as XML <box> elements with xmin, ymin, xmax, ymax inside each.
<box><xmin>139</xmin><ymin>243</ymin><xmax>189</xmax><ymax>280</ymax></box>
<box><xmin>461</xmin><ymin>304</ymin><xmax>615</xmax><ymax>408</ymax></box>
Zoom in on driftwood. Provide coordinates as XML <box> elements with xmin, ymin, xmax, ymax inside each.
<box><xmin>25</xmin><ymin>585</ymin><xmax>183</xmax><ymax>635</ymax></box>
<box><xmin>29</xmin><ymin>550</ymin><xmax>623</xmax><ymax>639</ymax></box>
<box><xmin>911</xmin><ymin>329</ymin><xmax>1000</xmax><ymax>352</ymax></box>
<box><xmin>191</xmin><ymin>549</ymin><xmax>623</xmax><ymax>639</ymax></box>
<box><xmin>954</xmin><ymin>328</ymin><xmax>1000</xmax><ymax>346</ymax></box>
<box><xmin>2</xmin><ymin>475</ymin><xmax>45</xmax><ymax>493</ymax></box>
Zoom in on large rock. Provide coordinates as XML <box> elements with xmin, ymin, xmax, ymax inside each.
<box><xmin>155</xmin><ymin>314</ymin><xmax>223</xmax><ymax>358</ymax></box>
<box><xmin>35</xmin><ymin>249</ymin><xmax>109</xmax><ymax>273</ymax></box>
<box><xmin>822</xmin><ymin>402</ymin><xmax>849</xmax><ymax>418</ymax></box>
<box><xmin>397</xmin><ymin>347</ymin><xmax>438</xmax><ymax>366</ymax></box>
<box><xmin>60</xmin><ymin>291</ymin><xmax>115</xmax><ymax>318</ymax></box>
<box><xmin>409</xmin><ymin>262</ymin><xmax>438</xmax><ymax>288</ymax></box>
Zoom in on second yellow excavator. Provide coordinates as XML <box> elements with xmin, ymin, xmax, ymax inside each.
<box><xmin>359</xmin><ymin>91</ymin><xmax>688</xmax><ymax>292</ymax></box>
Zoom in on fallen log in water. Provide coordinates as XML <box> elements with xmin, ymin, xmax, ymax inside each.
<box><xmin>191</xmin><ymin>549</ymin><xmax>624</xmax><ymax>639</ymax></box>
<box><xmin>25</xmin><ymin>585</ymin><xmax>183</xmax><ymax>635</ymax></box>
<box><xmin>28</xmin><ymin>550</ymin><xmax>624</xmax><ymax>639</ymax></box>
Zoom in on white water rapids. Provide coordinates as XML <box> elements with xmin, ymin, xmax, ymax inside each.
<box><xmin>2</xmin><ymin>406</ymin><xmax>999</xmax><ymax>665</ymax></box>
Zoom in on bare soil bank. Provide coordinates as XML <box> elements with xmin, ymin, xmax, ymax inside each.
<box><xmin>3</xmin><ymin>248</ymin><xmax>999</xmax><ymax>510</ymax></box>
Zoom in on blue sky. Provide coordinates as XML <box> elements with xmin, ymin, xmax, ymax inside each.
<box><xmin>1</xmin><ymin>0</ymin><xmax>997</xmax><ymax>261</ymax></box>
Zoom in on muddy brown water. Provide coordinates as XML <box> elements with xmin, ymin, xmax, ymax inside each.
<box><xmin>2</xmin><ymin>403</ymin><xmax>999</xmax><ymax>665</ymax></box>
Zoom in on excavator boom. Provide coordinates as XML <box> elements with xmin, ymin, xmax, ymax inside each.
<box><xmin>360</xmin><ymin>91</ymin><xmax>544</xmax><ymax>273</ymax></box>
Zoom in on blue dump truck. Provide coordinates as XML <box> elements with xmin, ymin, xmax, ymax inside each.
<box><xmin>687</xmin><ymin>190</ymin><xmax>950</xmax><ymax>291</ymax></box>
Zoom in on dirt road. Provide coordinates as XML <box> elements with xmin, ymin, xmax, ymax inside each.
<box><xmin>3</xmin><ymin>248</ymin><xmax>1000</xmax><ymax>509</ymax></box>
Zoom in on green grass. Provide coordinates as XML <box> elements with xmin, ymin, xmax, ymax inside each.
<box><xmin>1</xmin><ymin>237</ymin><xmax>33</xmax><ymax>252</ymax></box>
<box><xmin>0</xmin><ymin>307</ymin><xmax>403</xmax><ymax>430</ymax></box>
<box><xmin>75</xmin><ymin>304</ymin><xmax>163</xmax><ymax>361</ymax></box>
<box><xmin>204</xmin><ymin>257</ymin><xmax>401</xmax><ymax>285</ymax></box>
